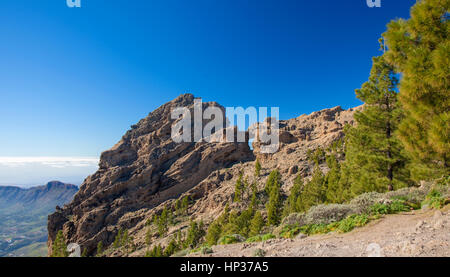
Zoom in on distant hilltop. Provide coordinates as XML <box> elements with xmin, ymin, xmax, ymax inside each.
<box><xmin>0</xmin><ymin>181</ymin><xmax>78</xmax><ymax>211</ymax></box>
<box><xmin>0</xmin><ymin>181</ymin><xmax>78</xmax><ymax>257</ymax></box>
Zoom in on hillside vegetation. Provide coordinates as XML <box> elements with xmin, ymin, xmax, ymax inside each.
<box><xmin>49</xmin><ymin>0</ymin><xmax>449</xmax><ymax>258</ymax></box>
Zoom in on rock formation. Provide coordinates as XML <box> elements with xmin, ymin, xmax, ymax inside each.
<box><xmin>47</xmin><ymin>94</ymin><xmax>254</xmax><ymax>255</ymax></box>
<box><xmin>48</xmin><ymin>94</ymin><xmax>361</xmax><ymax>256</ymax></box>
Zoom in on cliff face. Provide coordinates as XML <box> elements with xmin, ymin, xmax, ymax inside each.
<box><xmin>47</xmin><ymin>94</ymin><xmax>254</xmax><ymax>255</ymax></box>
<box><xmin>184</xmin><ymin>105</ymin><xmax>360</xmax><ymax>225</ymax></box>
<box><xmin>48</xmin><ymin>94</ymin><xmax>360</xmax><ymax>257</ymax></box>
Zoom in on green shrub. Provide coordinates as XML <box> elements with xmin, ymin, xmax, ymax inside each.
<box><xmin>245</xmin><ymin>233</ymin><xmax>275</xmax><ymax>243</ymax></box>
<box><xmin>299</xmin><ymin>223</ymin><xmax>331</xmax><ymax>235</ymax></box>
<box><xmin>300</xmin><ymin>214</ymin><xmax>370</xmax><ymax>235</ymax></box>
<box><xmin>279</xmin><ymin>225</ymin><xmax>301</xmax><ymax>239</ymax></box>
<box><xmin>261</xmin><ymin>233</ymin><xmax>276</xmax><ymax>241</ymax></box>
<box><xmin>370</xmin><ymin>199</ymin><xmax>414</xmax><ymax>215</ymax></box>
<box><xmin>370</xmin><ymin>203</ymin><xmax>390</xmax><ymax>215</ymax></box>
<box><xmin>423</xmin><ymin>189</ymin><xmax>446</xmax><ymax>209</ymax></box>
<box><xmin>218</xmin><ymin>234</ymin><xmax>244</xmax><ymax>245</ymax></box>
<box><xmin>388</xmin><ymin>200</ymin><xmax>410</xmax><ymax>213</ymax></box>
<box><xmin>336</xmin><ymin>214</ymin><xmax>369</xmax><ymax>233</ymax></box>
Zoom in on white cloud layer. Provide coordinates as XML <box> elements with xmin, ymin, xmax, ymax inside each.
<box><xmin>0</xmin><ymin>157</ymin><xmax>99</xmax><ymax>186</ymax></box>
<box><xmin>0</xmin><ymin>157</ymin><xmax>99</xmax><ymax>168</ymax></box>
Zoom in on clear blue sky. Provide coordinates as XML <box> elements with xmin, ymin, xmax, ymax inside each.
<box><xmin>0</xmin><ymin>0</ymin><xmax>416</xmax><ymax>158</ymax></box>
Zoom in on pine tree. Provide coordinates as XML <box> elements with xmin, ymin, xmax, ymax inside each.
<box><xmin>282</xmin><ymin>175</ymin><xmax>303</xmax><ymax>217</ymax></box>
<box><xmin>175</xmin><ymin>199</ymin><xmax>181</xmax><ymax>215</ymax></box>
<box><xmin>176</xmin><ymin>230</ymin><xmax>183</xmax><ymax>246</ymax></box>
<box><xmin>97</xmin><ymin>241</ymin><xmax>103</xmax><ymax>256</ymax></box>
<box><xmin>250</xmin><ymin>181</ymin><xmax>258</xmax><ymax>210</ymax></box>
<box><xmin>181</xmin><ymin>196</ymin><xmax>190</xmax><ymax>215</ymax></box>
<box><xmin>158</xmin><ymin>207</ymin><xmax>169</xmax><ymax>236</ymax></box>
<box><xmin>255</xmin><ymin>159</ymin><xmax>262</xmax><ymax>177</ymax></box>
<box><xmin>206</xmin><ymin>221</ymin><xmax>222</xmax><ymax>246</ymax></box>
<box><xmin>307</xmin><ymin>147</ymin><xmax>326</xmax><ymax>165</ymax></box>
<box><xmin>51</xmin><ymin>230</ymin><xmax>68</xmax><ymax>257</ymax></box>
<box><xmin>266</xmin><ymin>178</ymin><xmax>282</xmax><ymax>226</ymax></box>
<box><xmin>152</xmin><ymin>214</ymin><xmax>158</xmax><ymax>226</ymax></box>
<box><xmin>324</xmin><ymin>153</ymin><xmax>346</xmax><ymax>203</ymax></box>
<box><xmin>234</xmin><ymin>208</ymin><xmax>254</xmax><ymax>237</ymax></box>
<box><xmin>184</xmin><ymin>220</ymin><xmax>205</xmax><ymax>248</ymax></box>
<box><xmin>296</xmin><ymin>166</ymin><xmax>326</xmax><ymax>212</ymax></box>
<box><xmin>113</xmin><ymin>228</ymin><xmax>123</xmax><ymax>248</ymax></box>
<box><xmin>145</xmin><ymin>228</ymin><xmax>152</xmax><ymax>246</ymax></box>
<box><xmin>121</xmin><ymin>229</ymin><xmax>129</xmax><ymax>248</ymax></box>
<box><xmin>249</xmin><ymin>210</ymin><xmax>264</xmax><ymax>237</ymax></box>
<box><xmin>383</xmin><ymin>0</ymin><xmax>449</xmax><ymax>178</ymax></box>
<box><xmin>147</xmin><ymin>244</ymin><xmax>163</xmax><ymax>257</ymax></box>
<box><xmin>234</xmin><ymin>173</ymin><xmax>244</xmax><ymax>202</ymax></box>
<box><xmin>345</xmin><ymin>56</ymin><xmax>411</xmax><ymax>194</ymax></box>
<box><xmin>265</xmin><ymin>170</ymin><xmax>281</xmax><ymax>195</ymax></box>
<box><xmin>222</xmin><ymin>210</ymin><xmax>239</xmax><ymax>235</ymax></box>
<box><xmin>164</xmin><ymin>238</ymin><xmax>179</xmax><ymax>257</ymax></box>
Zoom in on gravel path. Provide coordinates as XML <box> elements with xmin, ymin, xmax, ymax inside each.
<box><xmin>194</xmin><ymin>206</ymin><xmax>450</xmax><ymax>257</ymax></box>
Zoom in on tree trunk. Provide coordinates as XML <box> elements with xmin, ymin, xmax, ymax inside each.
<box><xmin>387</xmin><ymin>163</ymin><xmax>394</xmax><ymax>191</ymax></box>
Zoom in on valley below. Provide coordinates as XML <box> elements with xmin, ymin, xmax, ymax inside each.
<box><xmin>0</xmin><ymin>181</ymin><xmax>77</xmax><ymax>256</ymax></box>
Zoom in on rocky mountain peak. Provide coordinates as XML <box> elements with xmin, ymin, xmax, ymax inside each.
<box><xmin>48</xmin><ymin>94</ymin><xmax>254</xmax><ymax>256</ymax></box>
<box><xmin>47</xmin><ymin>94</ymin><xmax>360</xmax><ymax>257</ymax></box>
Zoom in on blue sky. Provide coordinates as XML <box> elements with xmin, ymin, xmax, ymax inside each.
<box><xmin>0</xmin><ymin>0</ymin><xmax>416</xmax><ymax>185</ymax></box>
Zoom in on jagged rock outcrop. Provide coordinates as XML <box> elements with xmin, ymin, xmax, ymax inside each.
<box><xmin>48</xmin><ymin>93</ymin><xmax>361</xmax><ymax>257</ymax></box>
<box><xmin>47</xmin><ymin>94</ymin><xmax>254</xmax><ymax>256</ymax></box>
<box><xmin>184</xmin><ymin>106</ymin><xmax>361</xmax><ymax>218</ymax></box>
<box><xmin>111</xmin><ymin>104</ymin><xmax>361</xmax><ymax>257</ymax></box>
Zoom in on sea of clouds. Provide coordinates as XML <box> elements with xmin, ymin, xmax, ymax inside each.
<box><xmin>0</xmin><ymin>157</ymin><xmax>99</xmax><ymax>187</ymax></box>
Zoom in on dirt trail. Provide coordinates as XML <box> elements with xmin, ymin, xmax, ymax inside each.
<box><xmin>195</xmin><ymin>206</ymin><xmax>450</xmax><ymax>257</ymax></box>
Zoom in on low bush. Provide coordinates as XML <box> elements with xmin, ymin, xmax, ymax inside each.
<box><xmin>349</xmin><ymin>192</ymin><xmax>384</xmax><ymax>214</ymax></box>
<box><xmin>279</xmin><ymin>225</ymin><xmax>301</xmax><ymax>239</ymax></box>
<box><xmin>303</xmin><ymin>204</ymin><xmax>356</xmax><ymax>225</ymax></box>
<box><xmin>218</xmin><ymin>234</ymin><xmax>245</xmax><ymax>245</ymax></box>
<box><xmin>245</xmin><ymin>233</ymin><xmax>276</xmax><ymax>243</ymax></box>
<box><xmin>253</xmin><ymin>248</ymin><xmax>266</xmax><ymax>257</ymax></box>
<box><xmin>370</xmin><ymin>203</ymin><xmax>390</xmax><ymax>215</ymax></box>
<box><xmin>336</xmin><ymin>214</ymin><xmax>369</xmax><ymax>232</ymax></box>
<box><xmin>201</xmin><ymin>246</ymin><xmax>213</xmax><ymax>255</ymax></box>
<box><xmin>300</xmin><ymin>214</ymin><xmax>370</xmax><ymax>235</ymax></box>
<box><xmin>422</xmin><ymin>189</ymin><xmax>446</xmax><ymax>209</ymax></box>
<box><xmin>370</xmin><ymin>199</ymin><xmax>416</xmax><ymax>215</ymax></box>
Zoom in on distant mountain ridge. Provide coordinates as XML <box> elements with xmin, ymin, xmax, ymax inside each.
<box><xmin>0</xmin><ymin>181</ymin><xmax>78</xmax><ymax>211</ymax></box>
<box><xmin>0</xmin><ymin>181</ymin><xmax>78</xmax><ymax>257</ymax></box>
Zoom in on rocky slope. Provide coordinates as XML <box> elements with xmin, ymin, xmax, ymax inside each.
<box><xmin>47</xmin><ymin>94</ymin><xmax>254</xmax><ymax>256</ymax></box>
<box><xmin>48</xmin><ymin>94</ymin><xmax>360</xmax><ymax>256</ymax></box>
